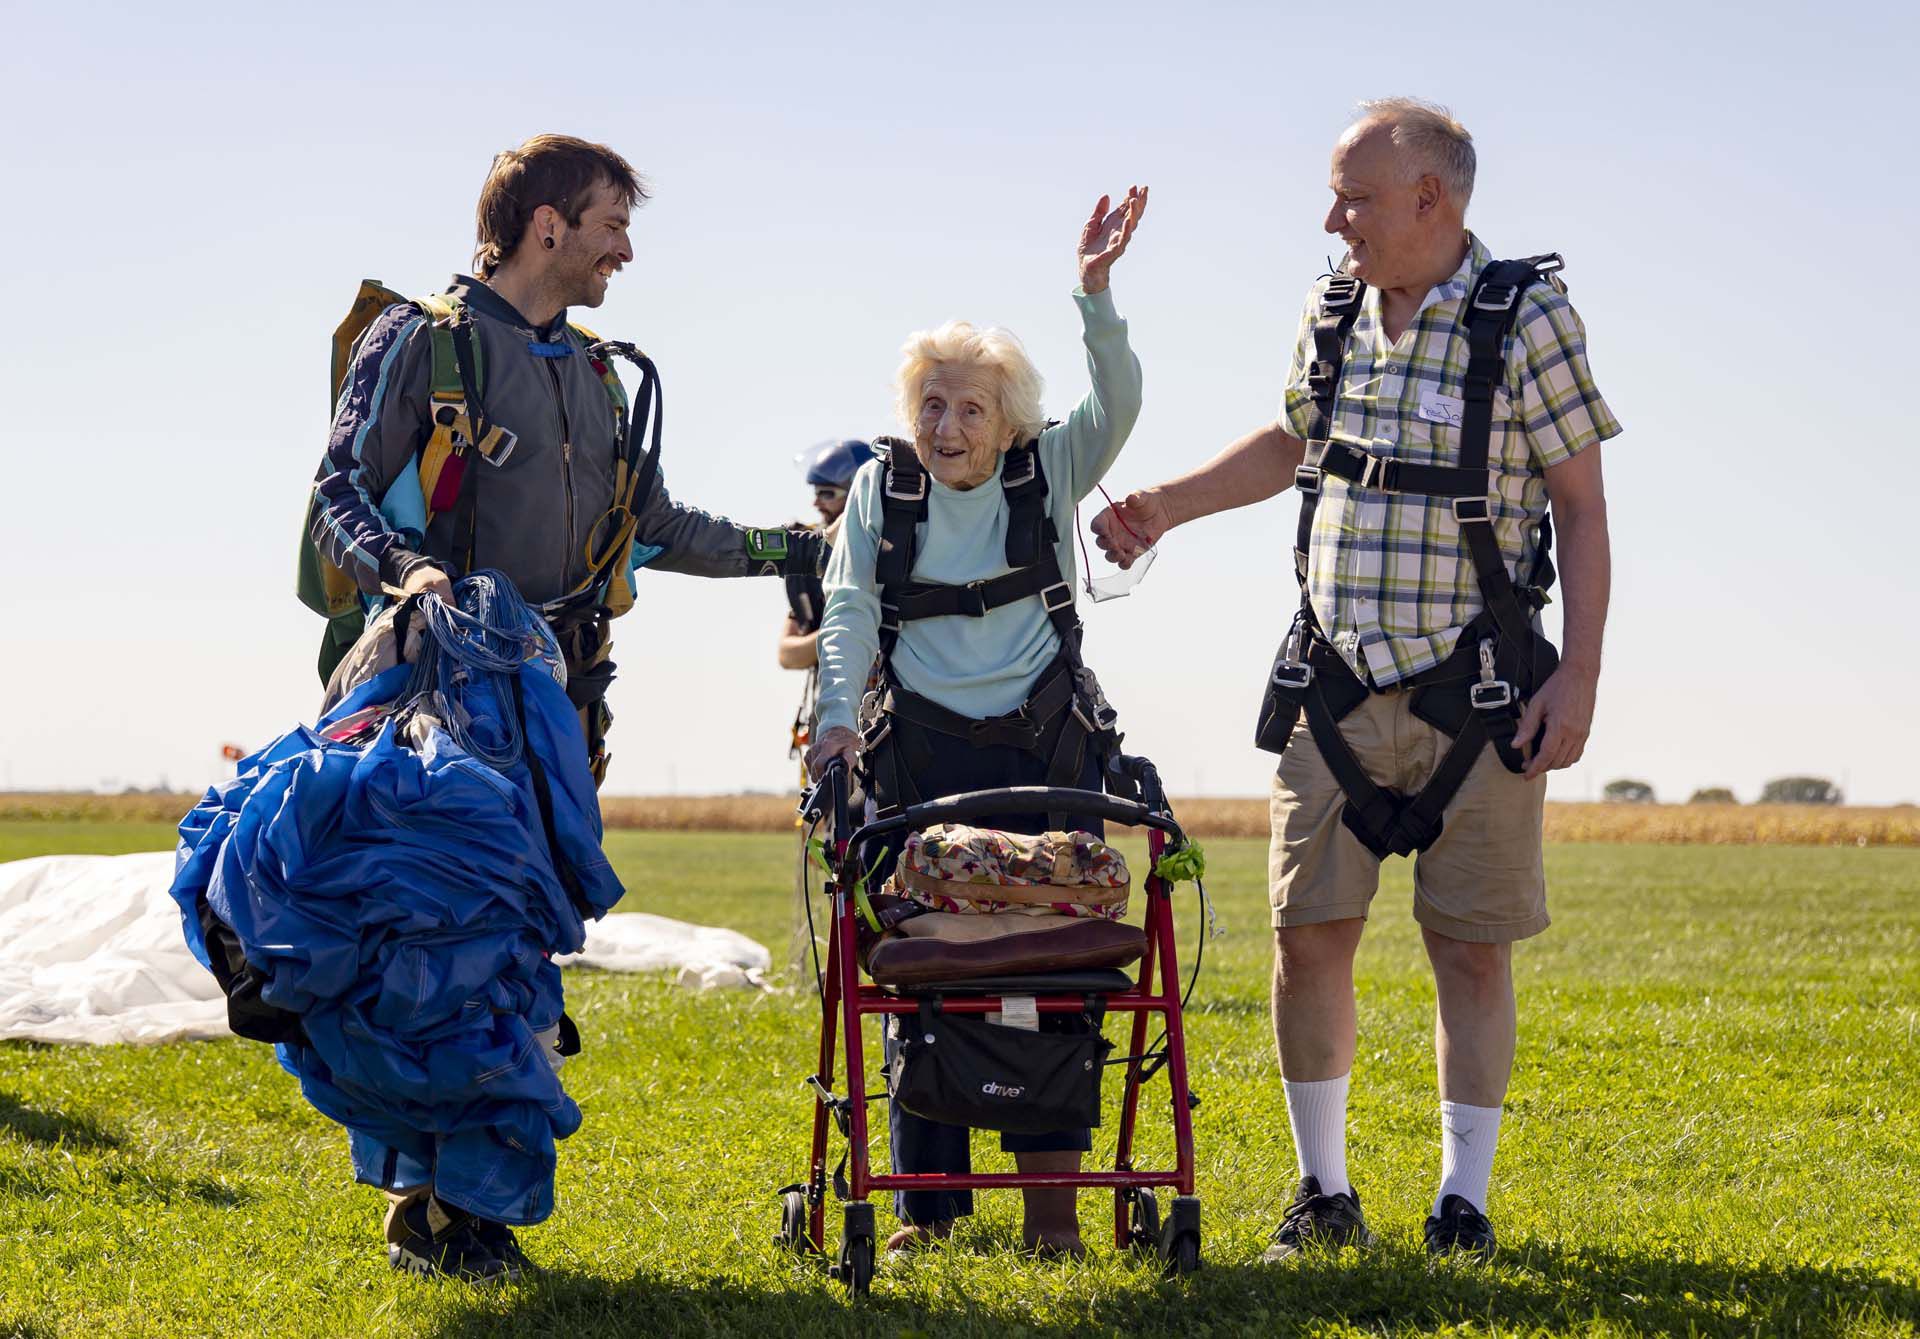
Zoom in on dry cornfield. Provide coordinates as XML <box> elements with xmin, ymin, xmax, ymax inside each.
<box><xmin>6</xmin><ymin>791</ymin><xmax>1915</xmax><ymax>846</ymax></box>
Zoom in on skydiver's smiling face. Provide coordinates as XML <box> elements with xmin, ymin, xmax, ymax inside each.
<box><xmin>553</xmin><ymin>180</ymin><xmax>632</xmax><ymax>310</ymax></box>
<box><xmin>913</xmin><ymin>365</ymin><xmax>1014</xmax><ymax>490</ymax></box>
<box><xmin>1323</xmin><ymin>121</ymin><xmax>1443</xmax><ymax>290</ymax></box>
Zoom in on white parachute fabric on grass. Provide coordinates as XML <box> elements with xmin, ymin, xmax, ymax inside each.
<box><xmin>0</xmin><ymin>853</ymin><xmax>771</xmax><ymax>1046</ymax></box>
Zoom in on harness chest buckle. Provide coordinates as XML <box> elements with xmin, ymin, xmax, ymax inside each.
<box><xmin>1358</xmin><ymin>454</ymin><xmax>1397</xmax><ymax>491</ymax></box>
<box><xmin>1452</xmin><ymin>496</ymin><xmax>1492</xmax><ymax>524</ymax></box>
<box><xmin>1041</xmin><ymin>581</ymin><xmax>1073</xmax><ymax>613</ymax></box>
<box><xmin>1294</xmin><ymin>464</ymin><xmax>1323</xmax><ymax>495</ymax></box>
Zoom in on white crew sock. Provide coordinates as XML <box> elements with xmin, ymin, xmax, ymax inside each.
<box><xmin>1433</xmin><ymin>1100</ymin><xmax>1503</xmax><ymax>1216</ymax></box>
<box><xmin>1282</xmin><ymin>1073</ymin><xmax>1351</xmax><ymax>1198</ymax></box>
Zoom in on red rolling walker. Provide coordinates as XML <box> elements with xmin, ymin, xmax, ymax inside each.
<box><xmin>776</xmin><ymin>755</ymin><xmax>1204</xmax><ymax>1295</ymax></box>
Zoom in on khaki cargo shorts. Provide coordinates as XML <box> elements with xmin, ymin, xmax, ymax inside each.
<box><xmin>1268</xmin><ymin>687</ymin><xmax>1549</xmax><ymax>943</ymax></box>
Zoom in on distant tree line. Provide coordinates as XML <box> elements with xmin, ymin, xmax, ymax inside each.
<box><xmin>1599</xmin><ymin>777</ymin><xmax>1845</xmax><ymax>806</ymax></box>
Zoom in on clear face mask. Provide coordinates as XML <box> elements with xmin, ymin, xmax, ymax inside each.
<box><xmin>1075</xmin><ymin>483</ymin><xmax>1156</xmax><ymax>603</ymax></box>
<box><xmin>1083</xmin><ymin>543</ymin><xmax>1156</xmax><ymax>602</ymax></box>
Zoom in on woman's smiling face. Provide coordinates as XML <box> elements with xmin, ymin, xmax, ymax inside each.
<box><xmin>913</xmin><ymin>364</ymin><xmax>1014</xmax><ymax>489</ymax></box>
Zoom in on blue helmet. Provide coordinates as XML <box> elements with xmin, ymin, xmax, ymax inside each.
<box><xmin>800</xmin><ymin>438</ymin><xmax>876</xmax><ymax>489</ymax></box>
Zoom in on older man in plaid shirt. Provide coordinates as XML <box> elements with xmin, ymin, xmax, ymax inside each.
<box><xmin>1095</xmin><ymin>98</ymin><xmax>1618</xmax><ymax>1260</ymax></box>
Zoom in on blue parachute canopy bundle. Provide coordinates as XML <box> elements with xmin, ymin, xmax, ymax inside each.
<box><xmin>170</xmin><ymin>572</ymin><xmax>624</xmax><ymax>1225</ymax></box>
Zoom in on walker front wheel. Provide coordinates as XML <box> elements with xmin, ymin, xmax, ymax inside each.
<box><xmin>832</xmin><ymin>1201</ymin><xmax>875</xmax><ymax>1297</ymax></box>
<box><xmin>1159</xmin><ymin>1194</ymin><xmax>1202</xmax><ymax>1278</ymax></box>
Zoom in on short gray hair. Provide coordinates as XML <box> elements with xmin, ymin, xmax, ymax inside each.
<box><xmin>893</xmin><ymin>320</ymin><xmax>1048</xmax><ymax>443</ymax></box>
<box><xmin>1352</xmin><ymin>97</ymin><xmax>1476</xmax><ymax>208</ymax></box>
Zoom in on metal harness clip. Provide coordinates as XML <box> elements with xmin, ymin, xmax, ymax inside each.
<box><xmin>1274</xmin><ymin>621</ymin><xmax>1314</xmax><ymax>689</ymax></box>
<box><xmin>1473</xmin><ymin>282</ymin><xmax>1520</xmax><ymax>312</ymax></box>
<box><xmin>884</xmin><ymin>468</ymin><xmax>929</xmax><ymax>502</ymax></box>
<box><xmin>1471</xmin><ymin>639</ymin><xmax>1513</xmax><ymax>710</ymax></box>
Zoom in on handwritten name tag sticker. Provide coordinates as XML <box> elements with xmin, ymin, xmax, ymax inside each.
<box><xmin>1418</xmin><ymin>389</ymin><xmax>1464</xmax><ymax>427</ymax></box>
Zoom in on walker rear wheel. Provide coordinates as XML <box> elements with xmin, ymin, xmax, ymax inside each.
<box><xmin>1123</xmin><ymin>1187</ymin><xmax>1161</xmax><ymax>1252</ymax></box>
<box><xmin>774</xmin><ymin>1186</ymin><xmax>816</xmax><ymax>1254</ymax></box>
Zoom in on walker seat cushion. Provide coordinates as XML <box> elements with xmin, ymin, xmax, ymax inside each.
<box><xmin>863</xmin><ymin>911</ymin><xmax>1146</xmax><ymax>986</ymax></box>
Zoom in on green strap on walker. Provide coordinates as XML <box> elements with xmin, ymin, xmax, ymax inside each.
<box><xmin>1152</xmin><ymin>838</ymin><xmax>1207</xmax><ymax>884</ymax></box>
<box><xmin>808</xmin><ymin>836</ymin><xmax>886</xmax><ymax>932</ymax></box>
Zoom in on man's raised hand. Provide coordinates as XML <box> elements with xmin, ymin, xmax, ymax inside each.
<box><xmin>1078</xmin><ymin>185</ymin><xmax>1148</xmax><ymax>295</ymax></box>
<box><xmin>1091</xmin><ymin>488</ymin><xmax>1171</xmax><ymax>569</ymax></box>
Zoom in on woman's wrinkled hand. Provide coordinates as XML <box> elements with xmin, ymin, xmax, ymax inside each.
<box><xmin>1078</xmin><ymin>185</ymin><xmax>1148</xmax><ymax>294</ymax></box>
<box><xmin>806</xmin><ymin>725</ymin><xmax>860</xmax><ymax>779</ymax></box>
<box><xmin>1091</xmin><ymin>488</ymin><xmax>1172</xmax><ymax>568</ymax></box>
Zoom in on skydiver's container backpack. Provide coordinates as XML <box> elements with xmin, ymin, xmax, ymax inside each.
<box><xmin>296</xmin><ymin>281</ymin><xmax>661</xmax><ymax>683</ymax></box>
<box><xmin>1254</xmin><ymin>255</ymin><xmax>1568</xmax><ymax>860</ymax></box>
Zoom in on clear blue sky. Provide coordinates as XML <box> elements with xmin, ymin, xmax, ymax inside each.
<box><xmin>1</xmin><ymin>0</ymin><xmax>1914</xmax><ymax>804</ymax></box>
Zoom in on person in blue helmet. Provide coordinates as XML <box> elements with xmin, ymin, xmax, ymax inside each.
<box><xmin>779</xmin><ymin>438</ymin><xmax>877</xmax><ymax>675</ymax></box>
<box><xmin>780</xmin><ymin>441</ymin><xmax>878</xmax><ymax>774</ymax></box>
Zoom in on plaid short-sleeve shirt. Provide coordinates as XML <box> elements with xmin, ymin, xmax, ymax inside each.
<box><xmin>1280</xmin><ymin>233</ymin><xmax>1621</xmax><ymax>686</ymax></box>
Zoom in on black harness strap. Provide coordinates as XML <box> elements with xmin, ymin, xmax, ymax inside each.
<box><xmin>886</xmin><ymin>660</ymin><xmax>1077</xmax><ymax>753</ymax></box>
<box><xmin>874</xmin><ymin>438</ymin><xmax>928</xmax><ymax>658</ymax></box>
<box><xmin>892</xmin><ymin>563</ymin><xmax>1072</xmax><ymax>623</ymax></box>
<box><xmin>447</xmin><ymin>312</ymin><xmax>489</xmax><ymax>576</ymax></box>
<box><xmin>1293</xmin><ymin>275</ymin><xmax>1366</xmax><ymax>582</ymax></box>
<box><xmin>1308</xmin><ymin>438</ymin><xmax>1487</xmax><ymax>497</ymax></box>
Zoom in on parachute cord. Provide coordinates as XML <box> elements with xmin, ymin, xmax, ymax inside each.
<box><xmin>402</xmin><ymin>571</ymin><xmax>553</xmax><ymax>768</ymax></box>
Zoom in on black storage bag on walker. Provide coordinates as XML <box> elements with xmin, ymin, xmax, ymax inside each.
<box><xmin>889</xmin><ymin>997</ymin><xmax>1112</xmax><ymax>1134</ymax></box>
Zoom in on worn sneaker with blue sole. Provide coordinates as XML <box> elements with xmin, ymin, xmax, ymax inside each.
<box><xmin>387</xmin><ymin>1195</ymin><xmax>521</xmax><ymax>1283</ymax></box>
<box><xmin>1261</xmin><ymin>1175</ymin><xmax>1376</xmax><ymax>1262</ymax></box>
<box><xmin>1424</xmin><ymin>1193</ymin><xmax>1497</xmax><ymax>1260</ymax></box>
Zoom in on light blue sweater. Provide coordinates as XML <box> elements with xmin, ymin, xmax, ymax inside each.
<box><xmin>816</xmin><ymin>287</ymin><xmax>1142</xmax><ymax>736</ymax></box>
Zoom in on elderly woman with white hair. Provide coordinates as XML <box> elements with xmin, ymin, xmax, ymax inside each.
<box><xmin>807</xmin><ymin>186</ymin><xmax>1147</xmax><ymax>1256</ymax></box>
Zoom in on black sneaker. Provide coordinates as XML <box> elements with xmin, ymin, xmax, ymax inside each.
<box><xmin>1261</xmin><ymin>1176</ymin><xmax>1375</xmax><ymax>1262</ymax></box>
<box><xmin>387</xmin><ymin>1196</ymin><xmax>520</xmax><ymax>1283</ymax></box>
<box><xmin>472</xmin><ymin>1218</ymin><xmax>536</xmax><ymax>1275</ymax></box>
<box><xmin>1424</xmin><ymin>1193</ymin><xmax>1497</xmax><ymax>1260</ymax></box>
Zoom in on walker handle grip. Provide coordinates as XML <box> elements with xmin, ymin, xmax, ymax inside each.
<box><xmin>850</xmin><ymin>785</ymin><xmax>1181</xmax><ymax>847</ymax></box>
<box><xmin>798</xmin><ymin>760</ymin><xmax>852</xmax><ymax>843</ymax></box>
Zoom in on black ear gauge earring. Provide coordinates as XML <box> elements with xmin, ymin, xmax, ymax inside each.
<box><xmin>543</xmin><ymin>237</ymin><xmax>555</xmax><ymax>249</ymax></box>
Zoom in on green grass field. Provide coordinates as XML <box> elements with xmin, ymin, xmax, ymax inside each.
<box><xmin>1</xmin><ymin>821</ymin><xmax>1916</xmax><ymax>1338</ymax></box>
